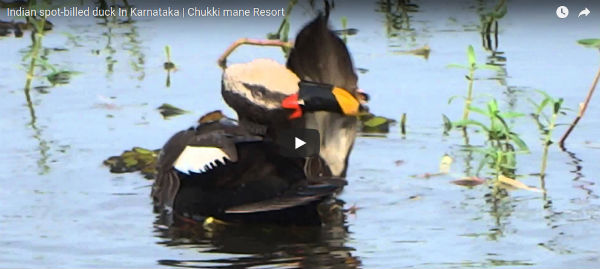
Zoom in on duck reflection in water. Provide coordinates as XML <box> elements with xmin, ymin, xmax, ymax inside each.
<box><xmin>153</xmin><ymin>199</ymin><xmax>360</xmax><ymax>269</ymax></box>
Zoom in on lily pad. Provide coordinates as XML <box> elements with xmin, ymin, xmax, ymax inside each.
<box><xmin>103</xmin><ymin>147</ymin><xmax>159</xmax><ymax>179</ymax></box>
<box><xmin>158</xmin><ymin>103</ymin><xmax>189</xmax><ymax>119</ymax></box>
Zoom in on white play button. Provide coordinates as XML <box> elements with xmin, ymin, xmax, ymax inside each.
<box><xmin>294</xmin><ymin>137</ymin><xmax>306</xmax><ymax>149</ymax></box>
<box><xmin>276</xmin><ymin>128</ymin><xmax>320</xmax><ymax>157</ymax></box>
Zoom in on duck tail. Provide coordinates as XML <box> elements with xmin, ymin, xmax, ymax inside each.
<box><xmin>286</xmin><ymin>9</ymin><xmax>358</xmax><ymax>92</ymax></box>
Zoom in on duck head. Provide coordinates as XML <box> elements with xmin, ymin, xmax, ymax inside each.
<box><xmin>221</xmin><ymin>58</ymin><xmax>301</xmax><ymax>135</ymax></box>
<box><xmin>220</xmin><ymin>13</ymin><xmax>364</xmax><ymax>177</ymax></box>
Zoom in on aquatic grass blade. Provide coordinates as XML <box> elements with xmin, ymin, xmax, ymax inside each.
<box><xmin>453</xmin><ymin>119</ymin><xmax>490</xmax><ymax>133</ymax></box>
<box><xmin>447</xmin><ymin>63</ymin><xmax>468</xmax><ymax>69</ymax></box>
<box><xmin>467</xmin><ymin>45</ymin><xmax>476</xmax><ymax>67</ymax></box>
<box><xmin>467</xmin><ymin>105</ymin><xmax>489</xmax><ymax>116</ymax></box>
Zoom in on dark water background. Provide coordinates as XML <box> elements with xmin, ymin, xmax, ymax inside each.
<box><xmin>1</xmin><ymin>0</ymin><xmax>599</xmax><ymax>268</ymax></box>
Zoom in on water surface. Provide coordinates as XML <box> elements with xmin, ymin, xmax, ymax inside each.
<box><xmin>1</xmin><ymin>0</ymin><xmax>600</xmax><ymax>268</ymax></box>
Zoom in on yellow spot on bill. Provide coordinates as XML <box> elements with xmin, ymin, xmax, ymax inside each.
<box><xmin>332</xmin><ymin>87</ymin><xmax>360</xmax><ymax>116</ymax></box>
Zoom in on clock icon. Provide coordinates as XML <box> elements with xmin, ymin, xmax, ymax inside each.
<box><xmin>556</xmin><ymin>6</ymin><xmax>569</xmax><ymax>18</ymax></box>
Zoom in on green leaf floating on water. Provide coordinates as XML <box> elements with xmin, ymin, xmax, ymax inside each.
<box><xmin>103</xmin><ymin>147</ymin><xmax>159</xmax><ymax>179</ymax></box>
<box><xmin>158</xmin><ymin>103</ymin><xmax>189</xmax><ymax>119</ymax></box>
<box><xmin>363</xmin><ymin>116</ymin><xmax>388</xmax><ymax>127</ymax></box>
<box><xmin>577</xmin><ymin>39</ymin><xmax>600</xmax><ymax>49</ymax></box>
<box><xmin>359</xmin><ymin>113</ymin><xmax>396</xmax><ymax>133</ymax></box>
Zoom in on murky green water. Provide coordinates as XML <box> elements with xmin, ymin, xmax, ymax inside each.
<box><xmin>1</xmin><ymin>1</ymin><xmax>600</xmax><ymax>268</ymax></box>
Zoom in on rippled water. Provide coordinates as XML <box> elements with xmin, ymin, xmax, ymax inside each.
<box><xmin>1</xmin><ymin>0</ymin><xmax>600</xmax><ymax>268</ymax></box>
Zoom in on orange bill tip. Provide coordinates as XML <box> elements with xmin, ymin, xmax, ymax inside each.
<box><xmin>288</xmin><ymin>109</ymin><xmax>303</xmax><ymax>119</ymax></box>
<box><xmin>282</xmin><ymin>93</ymin><xmax>299</xmax><ymax>109</ymax></box>
<box><xmin>281</xmin><ymin>93</ymin><xmax>303</xmax><ymax>119</ymax></box>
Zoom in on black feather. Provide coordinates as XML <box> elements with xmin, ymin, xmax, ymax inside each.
<box><xmin>286</xmin><ymin>13</ymin><xmax>358</xmax><ymax>92</ymax></box>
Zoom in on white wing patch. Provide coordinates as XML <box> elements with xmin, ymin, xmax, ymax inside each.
<box><xmin>173</xmin><ymin>146</ymin><xmax>231</xmax><ymax>175</ymax></box>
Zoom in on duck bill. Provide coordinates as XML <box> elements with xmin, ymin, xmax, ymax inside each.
<box><xmin>331</xmin><ymin>87</ymin><xmax>360</xmax><ymax>116</ymax></box>
<box><xmin>281</xmin><ymin>82</ymin><xmax>362</xmax><ymax>119</ymax></box>
<box><xmin>281</xmin><ymin>93</ymin><xmax>303</xmax><ymax>119</ymax></box>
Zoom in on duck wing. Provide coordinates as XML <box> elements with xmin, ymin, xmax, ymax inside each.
<box><xmin>152</xmin><ymin>119</ymin><xmax>260</xmax><ymax>211</ymax></box>
<box><xmin>224</xmin><ymin>178</ymin><xmax>346</xmax><ymax>214</ymax></box>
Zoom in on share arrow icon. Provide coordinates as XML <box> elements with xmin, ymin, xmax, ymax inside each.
<box><xmin>579</xmin><ymin>8</ymin><xmax>590</xmax><ymax>17</ymax></box>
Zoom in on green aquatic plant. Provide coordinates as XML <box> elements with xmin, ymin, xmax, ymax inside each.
<box><xmin>21</xmin><ymin>14</ymin><xmax>51</xmax><ymax>174</ymax></box>
<box><xmin>454</xmin><ymin>99</ymin><xmax>529</xmax><ymax>180</ymax></box>
<box><xmin>266</xmin><ymin>0</ymin><xmax>296</xmax><ymax>56</ymax></box>
<box><xmin>400</xmin><ymin>113</ymin><xmax>407</xmax><ymax>136</ymax></box>
<box><xmin>358</xmin><ymin>112</ymin><xmax>395</xmax><ymax>133</ymax></box>
<box><xmin>103</xmin><ymin>147</ymin><xmax>159</xmax><ymax>179</ymax></box>
<box><xmin>163</xmin><ymin>45</ymin><xmax>175</xmax><ymax>70</ymax></box>
<box><xmin>448</xmin><ymin>45</ymin><xmax>501</xmax><ymax>122</ymax></box>
<box><xmin>22</xmin><ymin>13</ymin><xmax>78</xmax><ymax>87</ymax></box>
<box><xmin>529</xmin><ymin>90</ymin><xmax>564</xmax><ymax>179</ymax></box>
<box><xmin>558</xmin><ymin>38</ymin><xmax>600</xmax><ymax>148</ymax></box>
<box><xmin>164</xmin><ymin>45</ymin><xmax>175</xmax><ymax>87</ymax></box>
<box><xmin>23</xmin><ymin>16</ymin><xmax>46</xmax><ymax>90</ymax></box>
<box><xmin>455</xmin><ymin>99</ymin><xmax>527</xmax><ymax>149</ymax></box>
<box><xmin>340</xmin><ymin>16</ymin><xmax>348</xmax><ymax>43</ymax></box>
<box><xmin>267</xmin><ymin>0</ymin><xmax>296</xmax><ymax>40</ymax></box>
